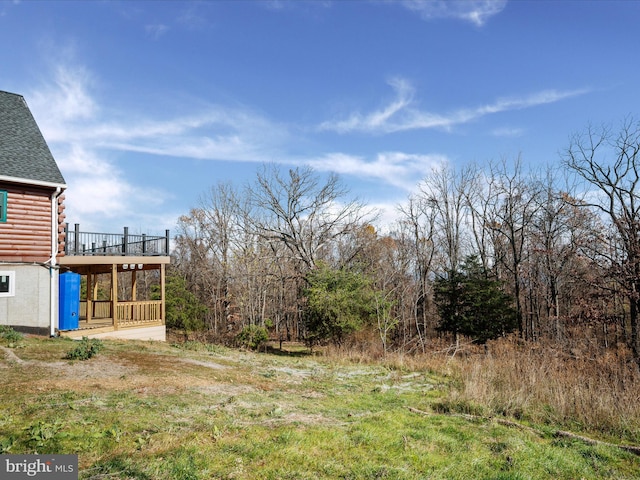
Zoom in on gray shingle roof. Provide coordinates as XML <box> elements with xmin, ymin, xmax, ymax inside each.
<box><xmin>0</xmin><ymin>90</ymin><xmax>66</xmax><ymax>187</ymax></box>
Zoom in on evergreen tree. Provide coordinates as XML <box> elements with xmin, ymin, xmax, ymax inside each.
<box><xmin>434</xmin><ymin>255</ymin><xmax>517</xmax><ymax>344</ymax></box>
<box><xmin>303</xmin><ymin>263</ymin><xmax>385</xmax><ymax>347</ymax></box>
<box><xmin>152</xmin><ymin>274</ymin><xmax>208</xmax><ymax>332</ymax></box>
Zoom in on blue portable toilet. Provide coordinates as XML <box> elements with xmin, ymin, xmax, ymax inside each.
<box><xmin>59</xmin><ymin>271</ymin><xmax>81</xmax><ymax>330</ymax></box>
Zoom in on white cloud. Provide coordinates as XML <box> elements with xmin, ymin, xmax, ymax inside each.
<box><xmin>26</xmin><ymin>64</ymin><xmax>179</xmax><ymax>232</ymax></box>
<box><xmin>55</xmin><ymin>144</ymin><xmax>110</xmax><ymax>176</ymax></box>
<box><xmin>305</xmin><ymin>151</ymin><xmax>447</xmax><ymax>190</ymax></box>
<box><xmin>29</xmin><ymin>64</ymin><xmax>97</xmax><ymax>125</ymax></box>
<box><xmin>320</xmin><ymin>77</ymin><xmax>417</xmax><ymax>134</ymax></box>
<box><xmin>400</xmin><ymin>0</ymin><xmax>508</xmax><ymax>27</ymax></box>
<box><xmin>81</xmin><ymin>107</ymin><xmax>290</xmax><ymax>165</ymax></box>
<box><xmin>320</xmin><ymin>78</ymin><xmax>590</xmax><ymax>134</ymax></box>
<box><xmin>28</xmin><ymin>63</ymin><xmax>291</xmax><ymax>163</ymax></box>
<box><xmin>23</xmin><ymin>59</ymin><xmax>311</xmax><ymax>233</ymax></box>
<box><xmin>145</xmin><ymin>24</ymin><xmax>169</xmax><ymax>39</ymax></box>
<box><xmin>24</xmin><ymin>64</ymin><xmax>461</xmax><ymax>234</ymax></box>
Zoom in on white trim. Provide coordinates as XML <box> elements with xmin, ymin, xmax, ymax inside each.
<box><xmin>0</xmin><ymin>174</ymin><xmax>66</xmax><ymax>190</ymax></box>
<box><xmin>0</xmin><ymin>270</ymin><xmax>16</xmax><ymax>297</ymax></box>
<box><xmin>49</xmin><ymin>187</ymin><xmax>62</xmax><ymax>337</ymax></box>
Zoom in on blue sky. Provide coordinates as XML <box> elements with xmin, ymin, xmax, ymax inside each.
<box><xmin>1</xmin><ymin>0</ymin><xmax>639</xmax><ymax>235</ymax></box>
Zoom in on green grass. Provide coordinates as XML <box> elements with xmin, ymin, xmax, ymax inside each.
<box><xmin>0</xmin><ymin>336</ymin><xmax>638</xmax><ymax>479</ymax></box>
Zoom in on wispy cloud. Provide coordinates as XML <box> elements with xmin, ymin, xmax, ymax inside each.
<box><xmin>177</xmin><ymin>3</ymin><xmax>211</xmax><ymax>30</ymax></box>
<box><xmin>400</xmin><ymin>0</ymin><xmax>508</xmax><ymax>27</ymax></box>
<box><xmin>305</xmin><ymin>150</ymin><xmax>450</xmax><ymax>232</ymax></box>
<box><xmin>41</xmin><ymin>142</ymin><xmax>167</xmax><ymax>232</ymax></box>
<box><xmin>26</xmin><ymin>64</ymin><xmax>178</xmax><ymax>231</ymax></box>
<box><xmin>261</xmin><ymin>1</ymin><xmax>333</xmax><ymax>13</ymax></box>
<box><xmin>145</xmin><ymin>24</ymin><xmax>169</xmax><ymax>39</ymax></box>
<box><xmin>31</xmin><ymin>64</ymin><xmax>290</xmax><ymax>163</ymax></box>
<box><xmin>320</xmin><ymin>78</ymin><xmax>590</xmax><ymax>134</ymax></box>
<box><xmin>25</xmin><ymin>63</ymin><xmax>455</xmax><ymax>232</ymax></box>
<box><xmin>62</xmin><ymin>107</ymin><xmax>290</xmax><ymax>164</ymax></box>
<box><xmin>305</xmin><ymin>151</ymin><xmax>447</xmax><ymax>190</ymax></box>
<box><xmin>28</xmin><ymin>64</ymin><xmax>97</xmax><ymax>124</ymax></box>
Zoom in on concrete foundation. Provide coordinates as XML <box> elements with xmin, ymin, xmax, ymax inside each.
<box><xmin>0</xmin><ymin>264</ymin><xmax>57</xmax><ymax>331</ymax></box>
<box><xmin>71</xmin><ymin>325</ymin><xmax>166</xmax><ymax>342</ymax></box>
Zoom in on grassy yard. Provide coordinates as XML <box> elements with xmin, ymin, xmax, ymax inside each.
<box><xmin>1</xmin><ymin>334</ymin><xmax>638</xmax><ymax>479</ymax></box>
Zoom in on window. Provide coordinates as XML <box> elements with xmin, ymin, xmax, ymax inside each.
<box><xmin>0</xmin><ymin>190</ymin><xmax>6</xmax><ymax>222</ymax></box>
<box><xmin>0</xmin><ymin>271</ymin><xmax>15</xmax><ymax>297</ymax></box>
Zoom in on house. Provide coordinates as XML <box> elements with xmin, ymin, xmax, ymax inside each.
<box><xmin>0</xmin><ymin>90</ymin><xmax>67</xmax><ymax>336</ymax></box>
<box><xmin>0</xmin><ymin>90</ymin><xmax>169</xmax><ymax>341</ymax></box>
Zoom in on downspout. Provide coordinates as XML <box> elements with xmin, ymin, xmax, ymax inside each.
<box><xmin>49</xmin><ymin>187</ymin><xmax>62</xmax><ymax>337</ymax></box>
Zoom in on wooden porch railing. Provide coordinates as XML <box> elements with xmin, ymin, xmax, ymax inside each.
<box><xmin>79</xmin><ymin>300</ymin><xmax>163</xmax><ymax>328</ymax></box>
<box><xmin>116</xmin><ymin>301</ymin><xmax>163</xmax><ymax>326</ymax></box>
<box><xmin>80</xmin><ymin>300</ymin><xmax>112</xmax><ymax>319</ymax></box>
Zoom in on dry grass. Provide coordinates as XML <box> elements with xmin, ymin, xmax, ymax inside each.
<box><xmin>323</xmin><ymin>334</ymin><xmax>640</xmax><ymax>443</ymax></box>
<box><xmin>444</xmin><ymin>338</ymin><xmax>640</xmax><ymax>442</ymax></box>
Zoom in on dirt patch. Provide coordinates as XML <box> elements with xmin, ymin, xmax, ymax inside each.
<box><xmin>180</xmin><ymin>358</ymin><xmax>228</xmax><ymax>370</ymax></box>
<box><xmin>60</xmin><ymin>359</ymin><xmax>132</xmax><ymax>379</ymax></box>
<box><xmin>0</xmin><ymin>346</ymin><xmax>26</xmax><ymax>365</ymax></box>
<box><xmin>1</xmin><ymin>346</ymin><xmax>218</xmax><ymax>393</ymax></box>
<box><xmin>273</xmin><ymin>366</ymin><xmax>317</xmax><ymax>377</ymax></box>
<box><xmin>194</xmin><ymin>384</ymin><xmax>257</xmax><ymax>396</ymax></box>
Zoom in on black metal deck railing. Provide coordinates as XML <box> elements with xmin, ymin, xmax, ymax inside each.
<box><xmin>64</xmin><ymin>224</ymin><xmax>170</xmax><ymax>256</ymax></box>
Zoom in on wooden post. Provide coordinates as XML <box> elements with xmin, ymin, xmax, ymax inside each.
<box><xmin>131</xmin><ymin>268</ymin><xmax>137</xmax><ymax>302</ymax></box>
<box><xmin>112</xmin><ymin>263</ymin><xmax>119</xmax><ymax>330</ymax></box>
<box><xmin>92</xmin><ymin>274</ymin><xmax>98</xmax><ymax>302</ymax></box>
<box><xmin>86</xmin><ymin>272</ymin><xmax>93</xmax><ymax>324</ymax></box>
<box><xmin>160</xmin><ymin>263</ymin><xmax>166</xmax><ymax>325</ymax></box>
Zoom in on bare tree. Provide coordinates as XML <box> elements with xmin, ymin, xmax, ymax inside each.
<box><xmin>525</xmin><ymin>169</ymin><xmax>597</xmax><ymax>341</ymax></box>
<box><xmin>564</xmin><ymin>118</ymin><xmax>640</xmax><ymax>363</ymax></box>
<box><xmin>418</xmin><ymin>165</ymin><xmax>472</xmax><ymax>273</ymax></box>
<box><xmin>463</xmin><ymin>163</ymin><xmax>496</xmax><ymax>274</ymax></box>
<box><xmin>174</xmin><ymin>181</ymin><xmax>258</xmax><ymax>338</ymax></box>
<box><xmin>249</xmin><ymin>165</ymin><xmax>372</xmax><ymax>273</ymax></box>
<box><xmin>396</xmin><ymin>194</ymin><xmax>437</xmax><ymax>348</ymax></box>
<box><xmin>485</xmin><ymin>157</ymin><xmax>542</xmax><ymax>339</ymax></box>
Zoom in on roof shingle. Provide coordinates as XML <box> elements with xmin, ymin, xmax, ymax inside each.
<box><xmin>0</xmin><ymin>90</ymin><xmax>66</xmax><ymax>187</ymax></box>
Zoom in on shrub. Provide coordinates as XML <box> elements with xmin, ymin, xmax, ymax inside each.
<box><xmin>0</xmin><ymin>326</ymin><xmax>24</xmax><ymax>347</ymax></box>
<box><xmin>64</xmin><ymin>337</ymin><xmax>104</xmax><ymax>360</ymax></box>
<box><xmin>236</xmin><ymin>325</ymin><xmax>268</xmax><ymax>351</ymax></box>
<box><xmin>153</xmin><ymin>274</ymin><xmax>208</xmax><ymax>333</ymax></box>
<box><xmin>303</xmin><ymin>262</ymin><xmax>384</xmax><ymax>347</ymax></box>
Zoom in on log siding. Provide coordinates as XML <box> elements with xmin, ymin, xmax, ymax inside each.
<box><xmin>0</xmin><ymin>183</ymin><xmax>61</xmax><ymax>262</ymax></box>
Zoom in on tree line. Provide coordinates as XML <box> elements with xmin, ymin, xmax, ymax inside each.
<box><xmin>169</xmin><ymin>119</ymin><xmax>640</xmax><ymax>364</ymax></box>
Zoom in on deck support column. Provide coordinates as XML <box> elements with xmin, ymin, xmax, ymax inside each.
<box><xmin>131</xmin><ymin>269</ymin><xmax>137</xmax><ymax>302</ymax></box>
<box><xmin>112</xmin><ymin>263</ymin><xmax>119</xmax><ymax>330</ymax></box>
<box><xmin>160</xmin><ymin>263</ymin><xmax>166</xmax><ymax>326</ymax></box>
<box><xmin>86</xmin><ymin>272</ymin><xmax>93</xmax><ymax>324</ymax></box>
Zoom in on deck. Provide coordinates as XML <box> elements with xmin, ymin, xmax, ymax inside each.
<box><xmin>58</xmin><ymin>225</ymin><xmax>170</xmax><ymax>341</ymax></box>
<box><xmin>65</xmin><ymin>224</ymin><xmax>170</xmax><ymax>256</ymax></box>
